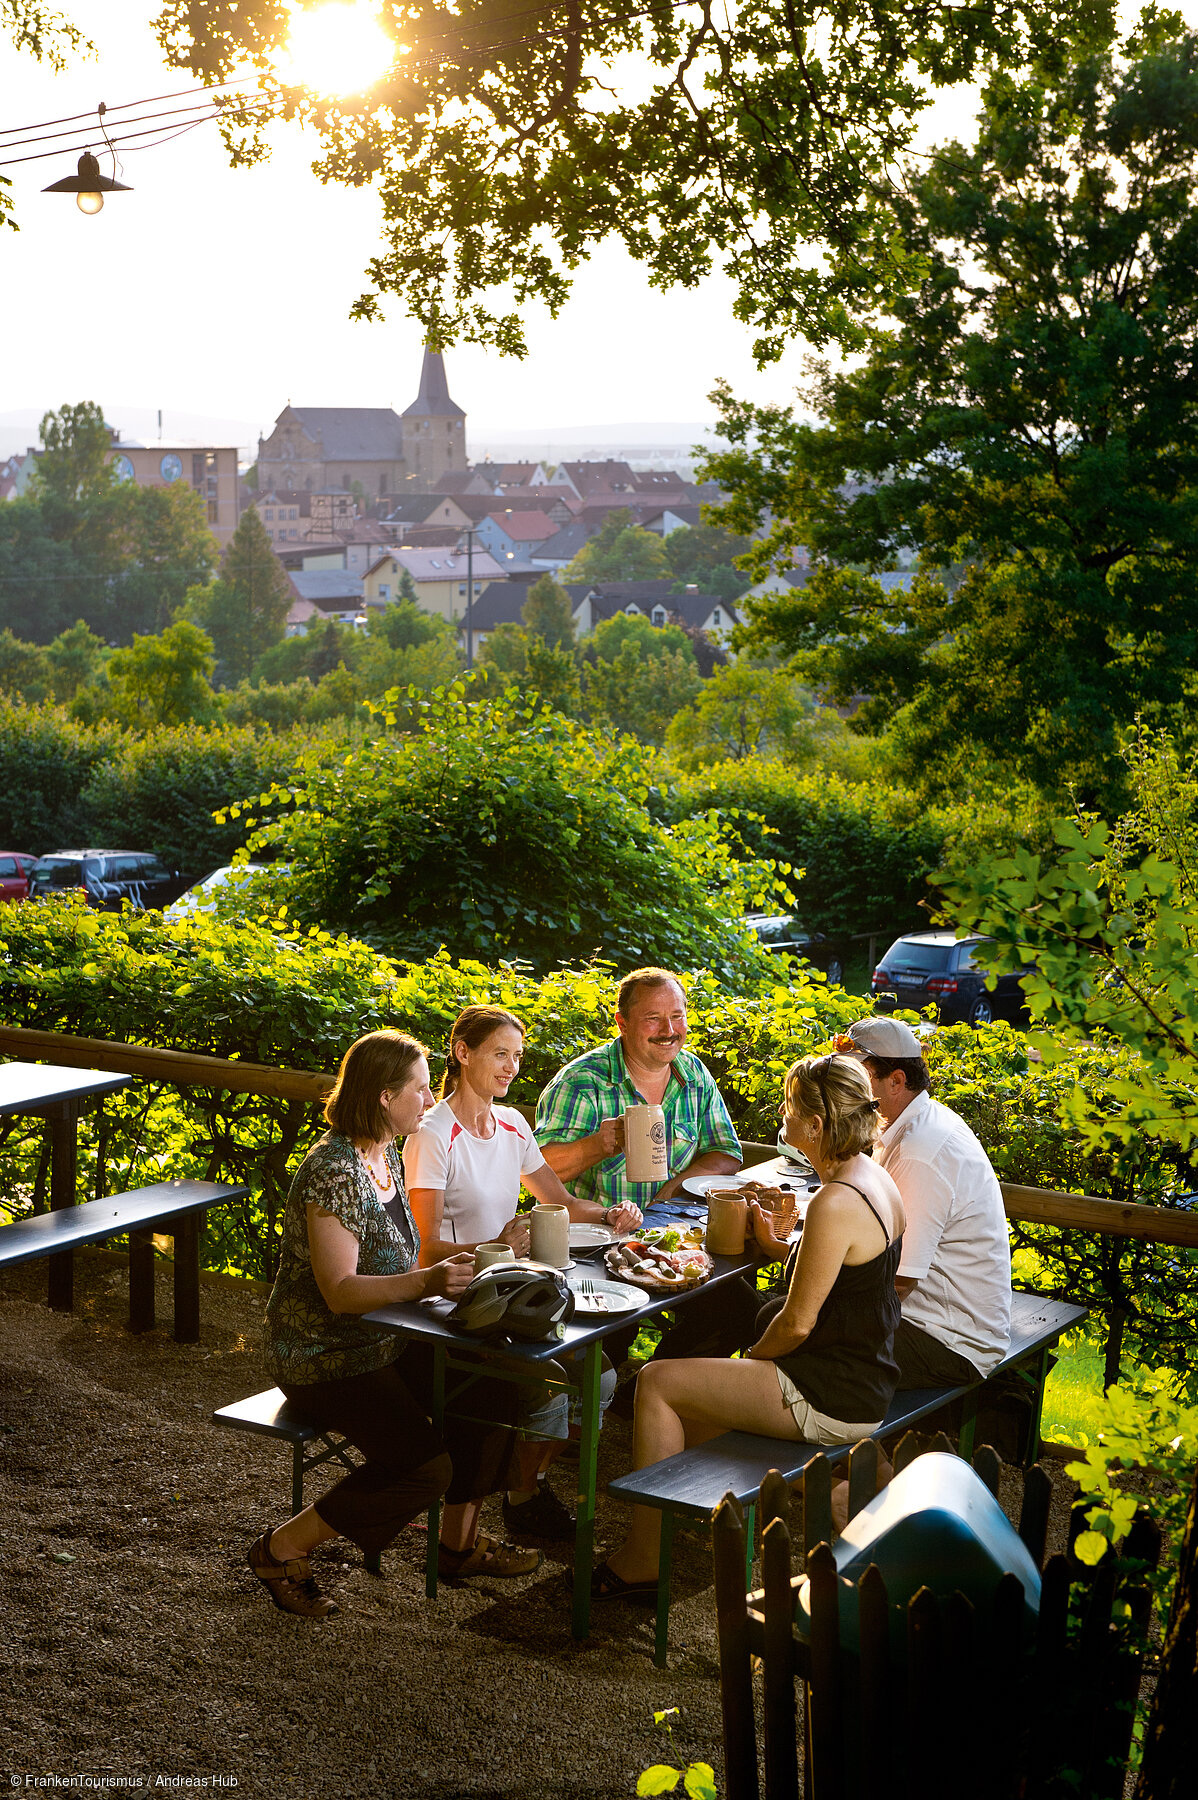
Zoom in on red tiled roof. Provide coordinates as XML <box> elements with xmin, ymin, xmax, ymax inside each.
<box><xmin>485</xmin><ymin>510</ymin><xmax>557</xmax><ymax>541</ymax></box>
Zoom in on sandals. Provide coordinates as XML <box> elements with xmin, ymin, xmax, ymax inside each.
<box><xmin>248</xmin><ymin>1529</ymin><xmax>339</xmax><ymax>1619</ymax></box>
<box><xmin>589</xmin><ymin>1558</ymin><xmax>658</xmax><ymax>1603</ymax></box>
<box><xmin>437</xmin><ymin>1533</ymin><xmax>543</xmax><ymax>1583</ymax></box>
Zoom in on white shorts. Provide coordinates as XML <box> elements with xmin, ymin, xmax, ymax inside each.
<box><xmin>774</xmin><ymin>1364</ymin><xmax>882</xmax><ymax>1446</ymax></box>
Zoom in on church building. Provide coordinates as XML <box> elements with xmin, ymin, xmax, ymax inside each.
<box><xmin>255</xmin><ymin>349</ymin><xmax>466</xmax><ymax>497</ymax></box>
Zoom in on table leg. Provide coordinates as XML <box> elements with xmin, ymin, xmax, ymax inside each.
<box><xmin>128</xmin><ymin>1228</ymin><xmax>156</xmax><ymax>1332</ymax></box>
<box><xmin>571</xmin><ymin>1339</ymin><xmax>603</xmax><ymax>1640</ymax></box>
<box><xmin>426</xmin><ymin>1344</ymin><xmax>445</xmax><ymax>1599</ymax></box>
<box><xmin>47</xmin><ymin>1106</ymin><xmax>79</xmax><ymax>1312</ymax></box>
<box><xmin>654</xmin><ymin>1510</ymin><xmax>675</xmax><ymax>1668</ymax></box>
<box><xmin>173</xmin><ymin>1211</ymin><xmax>202</xmax><ymax>1343</ymax></box>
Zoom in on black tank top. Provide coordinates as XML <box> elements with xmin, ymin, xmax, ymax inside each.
<box><xmin>766</xmin><ymin>1182</ymin><xmax>902</xmax><ymax>1423</ymax></box>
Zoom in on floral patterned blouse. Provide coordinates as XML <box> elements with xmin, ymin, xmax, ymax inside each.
<box><xmin>264</xmin><ymin>1131</ymin><xmax>420</xmax><ymax>1386</ymax></box>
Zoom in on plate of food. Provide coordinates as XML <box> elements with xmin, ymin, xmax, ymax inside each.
<box><xmin>639</xmin><ymin>1223</ymin><xmax>706</xmax><ymax>1252</ymax></box>
<box><xmin>567</xmin><ymin>1277</ymin><xmax>641</xmax><ymax>1315</ymax></box>
<box><xmin>603</xmin><ymin>1239</ymin><xmax>715</xmax><ymax>1294</ymax></box>
<box><xmin>681</xmin><ymin>1162</ymin><xmax>815</xmax><ymax>1198</ymax></box>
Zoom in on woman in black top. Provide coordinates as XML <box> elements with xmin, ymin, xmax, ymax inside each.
<box><xmin>592</xmin><ymin>1051</ymin><xmax>905</xmax><ymax>1598</ymax></box>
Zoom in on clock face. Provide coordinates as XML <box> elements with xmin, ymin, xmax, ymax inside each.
<box><xmin>113</xmin><ymin>455</ymin><xmax>135</xmax><ymax>483</ymax></box>
<box><xmin>160</xmin><ymin>453</ymin><xmax>183</xmax><ymax>482</ymax></box>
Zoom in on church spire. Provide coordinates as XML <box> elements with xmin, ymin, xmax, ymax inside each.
<box><xmin>402</xmin><ymin>346</ymin><xmax>466</xmax><ymax>419</ymax></box>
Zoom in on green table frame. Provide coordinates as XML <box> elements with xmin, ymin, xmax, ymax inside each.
<box><xmin>366</xmin><ymin>1212</ymin><xmax>762</xmax><ymax>1640</ymax></box>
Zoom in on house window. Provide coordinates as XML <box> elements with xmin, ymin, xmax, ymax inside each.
<box><xmin>378</xmin><ymin>583</ymin><xmax>390</xmax><ymax>599</ymax></box>
<box><xmin>652</xmin><ymin>607</ymin><xmax>666</xmax><ymax>625</ymax></box>
<box><xmin>712</xmin><ymin>608</ymin><xmax>723</xmax><ymax>625</ymax></box>
<box><xmin>265</xmin><ymin>508</ymin><xmax>274</xmax><ymax>520</ymax></box>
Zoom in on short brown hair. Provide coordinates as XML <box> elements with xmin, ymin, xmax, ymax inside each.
<box><xmin>324</xmin><ymin>1030</ymin><xmax>428</xmax><ymax>1142</ymax></box>
<box><xmin>440</xmin><ymin>1005</ymin><xmax>525</xmax><ymax>1099</ymax></box>
<box><xmin>785</xmin><ymin>1052</ymin><xmax>881</xmax><ymax>1165</ymax></box>
<box><xmin>861</xmin><ymin>1053</ymin><xmax>932</xmax><ymax>1095</ymax></box>
<box><xmin>616</xmin><ymin>967</ymin><xmax>684</xmax><ymax>1015</ymax></box>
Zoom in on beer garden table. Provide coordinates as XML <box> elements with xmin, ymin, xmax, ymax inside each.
<box><xmin>365</xmin><ymin>1200</ymin><xmax>776</xmax><ymax>1639</ymax></box>
<box><xmin>0</xmin><ymin>1061</ymin><xmax>131</xmax><ymax>1310</ymax></box>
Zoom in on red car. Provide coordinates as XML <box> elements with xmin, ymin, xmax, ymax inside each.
<box><xmin>0</xmin><ymin>851</ymin><xmax>37</xmax><ymax>902</ymax></box>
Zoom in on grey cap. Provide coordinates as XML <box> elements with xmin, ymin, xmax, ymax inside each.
<box><xmin>847</xmin><ymin>1017</ymin><xmax>925</xmax><ymax>1058</ymax></box>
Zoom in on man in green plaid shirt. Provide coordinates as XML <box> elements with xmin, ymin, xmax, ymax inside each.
<box><xmin>535</xmin><ymin>967</ymin><xmax>742</xmax><ymax>1210</ymax></box>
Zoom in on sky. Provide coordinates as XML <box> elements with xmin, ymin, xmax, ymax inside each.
<box><xmin>0</xmin><ymin>0</ymin><xmax>1147</xmax><ymax>458</ymax></box>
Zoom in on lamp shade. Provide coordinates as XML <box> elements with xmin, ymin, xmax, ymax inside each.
<box><xmin>43</xmin><ymin>151</ymin><xmax>132</xmax><ymax>204</ymax></box>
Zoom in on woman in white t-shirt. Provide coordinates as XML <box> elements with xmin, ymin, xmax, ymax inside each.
<box><xmin>404</xmin><ymin>1005</ymin><xmax>641</xmax><ymax>1539</ymax></box>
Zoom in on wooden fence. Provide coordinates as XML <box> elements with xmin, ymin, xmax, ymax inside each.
<box><xmin>714</xmin><ymin>1434</ymin><xmax>1161</xmax><ymax>1800</ymax></box>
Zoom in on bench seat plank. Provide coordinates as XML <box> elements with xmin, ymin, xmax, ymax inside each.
<box><xmin>0</xmin><ymin>1180</ymin><xmax>246</xmax><ymax>1268</ymax></box>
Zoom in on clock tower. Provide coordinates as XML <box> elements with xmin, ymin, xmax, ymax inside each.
<box><xmin>401</xmin><ymin>348</ymin><xmax>467</xmax><ymax>490</ymax></box>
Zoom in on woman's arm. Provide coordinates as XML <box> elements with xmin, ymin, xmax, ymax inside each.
<box><xmin>407</xmin><ymin>1187</ymin><xmax>530</xmax><ymax>1264</ymax></box>
<box><xmin>744</xmin><ymin>1193</ymin><xmax>856</xmax><ymax>1361</ymax></box>
<box><xmin>308</xmin><ymin>1206</ymin><xmax>474</xmax><ymax>1312</ymax></box>
<box><xmin>523</xmin><ymin>1162</ymin><xmax>642</xmax><ymax>1233</ymax></box>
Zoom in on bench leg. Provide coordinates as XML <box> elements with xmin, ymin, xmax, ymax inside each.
<box><xmin>426</xmin><ymin>1345</ymin><xmax>445</xmax><ymax>1599</ymax></box>
<box><xmin>365</xmin><ymin>1549</ymin><xmax>383</xmax><ymax>1575</ymax></box>
<box><xmin>571</xmin><ymin>1339</ymin><xmax>603</xmax><ymax>1641</ymax></box>
<box><xmin>47</xmin><ymin>1109</ymin><xmax>79</xmax><ymax>1313</ymax></box>
<box><xmin>957</xmin><ymin>1392</ymin><xmax>978</xmax><ymax>1462</ymax></box>
<box><xmin>654</xmin><ymin>1510</ymin><xmax>675</xmax><ymax>1668</ymax></box>
<box><xmin>128</xmin><ymin>1227</ymin><xmax>156</xmax><ymax>1332</ymax></box>
<box><xmin>1026</xmin><ymin>1345</ymin><xmax>1052</xmax><ymax>1468</ymax></box>
<box><xmin>172</xmin><ymin>1210</ymin><xmax>202</xmax><ymax>1343</ymax></box>
<box><xmin>291</xmin><ymin>1441</ymin><xmax>305</xmax><ymax>1518</ymax></box>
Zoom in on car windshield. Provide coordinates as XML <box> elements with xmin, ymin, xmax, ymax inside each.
<box><xmin>750</xmin><ymin>917</ymin><xmax>795</xmax><ymax>946</ymax></box>
<box><xmin>32</xmin><ymin>859</ymin><xmax>86</xmax><ymax>889</ymax></box>
<box><xmin>883</xmin><ymin>939</ymin><xmax>953</xmax><ymax>971</ymax></box>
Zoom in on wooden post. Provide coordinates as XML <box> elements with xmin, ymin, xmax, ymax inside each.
<box><xmin>127</xmin><ymin>1227</ymin><xmax>156</xmax><ymax>1332</ymax></box>
<box><xmin>762</xmin><ymin>1515</ymin><xmax>799</xmax><ymax>1800</ymax></box>
<box><xmin>714</xmin><ymin>1495</ymin><xmax>760</xmax><ymax>1800</ymax></box>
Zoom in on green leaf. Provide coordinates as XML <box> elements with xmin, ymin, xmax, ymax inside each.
<box><xmin>1073</xmin><ymin>1530</ymin><xmax>1110</xmax><ymax>1567</ymax></box>
<box><xmin>637</xmin><ymin>1769</ymin><xmax>682</xmax><ymax>1796</ymax></box>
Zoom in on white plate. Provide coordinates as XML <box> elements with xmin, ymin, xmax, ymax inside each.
<box><xmin>682</xmin><ymin>1160</ymin><xmax>816</xmax><ymax>1198</ymax></box>
<box><xmin>567</xmin><ymin>1277</ymin><xmax>641</xmax><ymax>1316</ymax></box>
<box><xmin>568</xmin><ymin>1222</ymin><xmax>613</xmax><ymax>1248</ymax></box>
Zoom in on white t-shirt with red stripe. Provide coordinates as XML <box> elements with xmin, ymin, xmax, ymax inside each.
<box><xmin>402</xmin><ymin>1097</ymin><xmax>546</xmax><ymax>1247</ymax></box>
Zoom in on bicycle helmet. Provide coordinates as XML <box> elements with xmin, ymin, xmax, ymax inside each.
<box><xmin>450</xmin><ymin>1265</ymin><xmax>576</xmax><ymax>1342</ymax></box>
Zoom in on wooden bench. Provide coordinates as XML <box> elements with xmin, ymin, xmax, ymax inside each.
<box><xmin>213</xmin><ymin>1386</ymin><xmax>384</xmax><ymax>1573</ymax></box>
<box><xmin>0</xmin><ymin>1178</ymin><xmax>247</xmax><ymax>1342</ymax></box>
<box><xmin>606</xmin><ymin>1290</ymin><xmax>1086</xmax><ymax>1664</ymax></box>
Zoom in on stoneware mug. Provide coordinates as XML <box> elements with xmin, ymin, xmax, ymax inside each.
<box><xmin>529</xmin><ymin>1203</ymin><xmax>571</xmax><ymax>1268</ymax></box>
<box><xmin>474</xmin><ymin>1241</ymin><xmax>516</xmax><ymax>1274</ymax></box>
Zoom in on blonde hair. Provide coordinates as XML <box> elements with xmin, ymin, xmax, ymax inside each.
<box><xmin>440</xmin><ymin>1005</ymin><xmax>525</xmax><ymax>1099</ymax></box>
<box><xmin>784</xmin><ymin>1052</ymin><xmax>881</xmax><ymax>1165</ymax></box>
<box><xmin>325</xmin><ymin>1030</ymin><xmax>427</xmax><ymax>1142</ymax></box>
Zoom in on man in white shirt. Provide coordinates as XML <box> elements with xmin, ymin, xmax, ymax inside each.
<box><xmin>843</xmin><ymin>1016</ymin><xmax>1012</xmax><ymax>1387</ymax></box>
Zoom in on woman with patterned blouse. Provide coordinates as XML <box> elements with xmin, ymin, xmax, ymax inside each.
<box><xmin>252</xmin><ymin>1028</ymin><xmax>539</xmax><ymax>1619</ymax></box>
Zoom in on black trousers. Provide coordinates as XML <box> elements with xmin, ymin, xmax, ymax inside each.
<box><xmin>893</xmin><ymin>1318</ymin><xmax>980</xmax><ymax>1389</ymax></box>
<box><xmin>280</xmin><ymin>1347</ymin><xmax>516</xmax><ymax>1555</ymax></box>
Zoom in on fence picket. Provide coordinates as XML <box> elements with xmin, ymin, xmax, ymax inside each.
<box><xmin>762</xmin><ymin>1515</ymin><xmax>799</xmax><ymax>1800</ymax></box>
<box><xmin>760</xmin><ymin>1467</ymin><xmax>790</xmax><ymax>1536</ymax></box>
<box><xmin>807</xmin><ymin>1541</ymin><xmax>845</xmax><ymax>1800</ymax></box>
<box><xmin>907</xmin><ymin>1587</ymin><xmax>947</xmax><ymax>1799</ymax></box>
<box><xmin>857</xmin><ymin>1563</ymin><xmax>891</xmax><ymax>1800</ymax></box>
<box><xmin>972</xmin><ymin>1443</ymin><xmax>1002</xmax><ymax>1496</ymax></box>
<box><xmin>846</xmin><ymin>1439</ymin><xmax>877</xmax><ymax>1522</ymax></box>
<box><xmin>802</xmin><ymin>1454</ymin><xmax>833</xmax><ymax>1556</ymax></box>
<box><xmin>893</xmin><ymin>1431</ymin><xmax>923</xmax><ymax>1474</ymax></box>
<box><xmin>714</xmin><ymin>1494</ymin><xmax>760</xmax><ymax>1800</ymax></box>
<box><xmin>1017</xmin><ymin>1463</ymin><xmax>1053</xmax><ymax>1566</ymax></box>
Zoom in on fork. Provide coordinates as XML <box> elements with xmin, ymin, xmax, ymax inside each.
<box><xmin>578</xmin><ymin>1278</ymin><xmax>596</xmax><ymax>1298</ymax></box>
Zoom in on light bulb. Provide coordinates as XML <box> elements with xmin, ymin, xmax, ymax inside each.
<box><xmin>76</xmin><ymin>190</ymin><xmax>104</xmax><ymax>215</ymax></box>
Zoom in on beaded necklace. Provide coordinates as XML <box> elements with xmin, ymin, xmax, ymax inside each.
<box><xmin>358</xmin><ymin>1147</ymin><xmax>394</xmax><ymax>1194</ymax></box>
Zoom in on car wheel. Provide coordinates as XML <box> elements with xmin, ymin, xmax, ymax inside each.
<box><xmin>968</xmin><ymin>996</ymin><xmax>994</xmax><ymax>1027</ymax></box>
<box><xmin>826</xmin><ymin>958</ymin><xmax>844</xmax><ymax>987</ymax></box>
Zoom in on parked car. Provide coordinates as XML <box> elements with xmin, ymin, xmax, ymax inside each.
<box><xmin>871</xmin><ymin>931</ymin><xmax>1030</xmax><ymax>1026</ymax></box>
<box><xmin>0</xmin><ymin>851</ymin><xmax>37</xmax><ymax>902</ymax></box>
<box><xmin>28</xmin><ymin>850</ymin><xmax>188</xmax><ymax>912</ymax></box>
<box><xmin>165</xmin><ymin>863</ymin><xmax>267</xmax><ymax>919</ymax></box>
<box><xmin>746</xmin><ymin>913</ymin><xmax>847</xmax><ymax>986</ymax></box>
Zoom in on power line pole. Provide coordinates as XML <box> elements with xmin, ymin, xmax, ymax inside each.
<box><xmin>465</xmin><ymin>527</ymin><xmax>475</xmax><ymax>669</ymax></box>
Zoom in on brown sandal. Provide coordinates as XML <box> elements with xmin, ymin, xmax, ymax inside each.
<box><xmin>248</xmin><ymin>1530</ymin><xmax>339</xmax><ymax>1619</ymax></box>
<box><xmin>437</xmin><ymin>1533</ymin><xmax>542</xmax><ymax>1583</ymax></box>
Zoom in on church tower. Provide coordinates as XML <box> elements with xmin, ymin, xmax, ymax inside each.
<box><xmin>401</xmin><ymin>348</ymin><xmax>467</xmax><ymax>490</ymax></box>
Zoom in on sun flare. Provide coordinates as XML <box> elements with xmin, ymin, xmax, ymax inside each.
<box><xmin>274</xmin><ymin>2</ymin><xmax>396</xmax><ymax>96</ymax></box>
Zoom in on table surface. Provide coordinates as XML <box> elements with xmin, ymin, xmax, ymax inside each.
<box><xmin>365</xmin><ymin>1205</ymin><xmax>767</xmax><ymax>1361</ymax></box>
<box><xmin>0</xmin><ymin>1061</ymin><xmax>131</xmax><ymax>1114</ymax></box>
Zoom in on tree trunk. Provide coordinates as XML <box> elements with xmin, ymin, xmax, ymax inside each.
<box><xmin>1134</xmin><ymin>1460</ymin><xmax>1198</xmax><ymax>1799</ymax></box>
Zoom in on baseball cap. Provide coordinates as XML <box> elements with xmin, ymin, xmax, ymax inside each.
<box><xmin>842</xmin><ymin>1017</ymin><xmax>925</xmax><ymax>1058</ymax></box>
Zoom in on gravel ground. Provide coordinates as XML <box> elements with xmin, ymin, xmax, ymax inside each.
<box><xmin>0</xmin><ymin>1253</ymin><xmax>1082</xmax><ymax>1800</ymax></box>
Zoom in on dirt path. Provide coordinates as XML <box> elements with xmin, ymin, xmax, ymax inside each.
<box><xmin>0</xmin><ymin>1254</ymin><xmax>1081</xmax><ymax>1800</ymax></box>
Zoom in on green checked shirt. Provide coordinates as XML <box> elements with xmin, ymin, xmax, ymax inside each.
<box><xmin>534</xmin><ymin>1038</ymin><xmax>742</xmax><ymax>1211</ymax></box>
